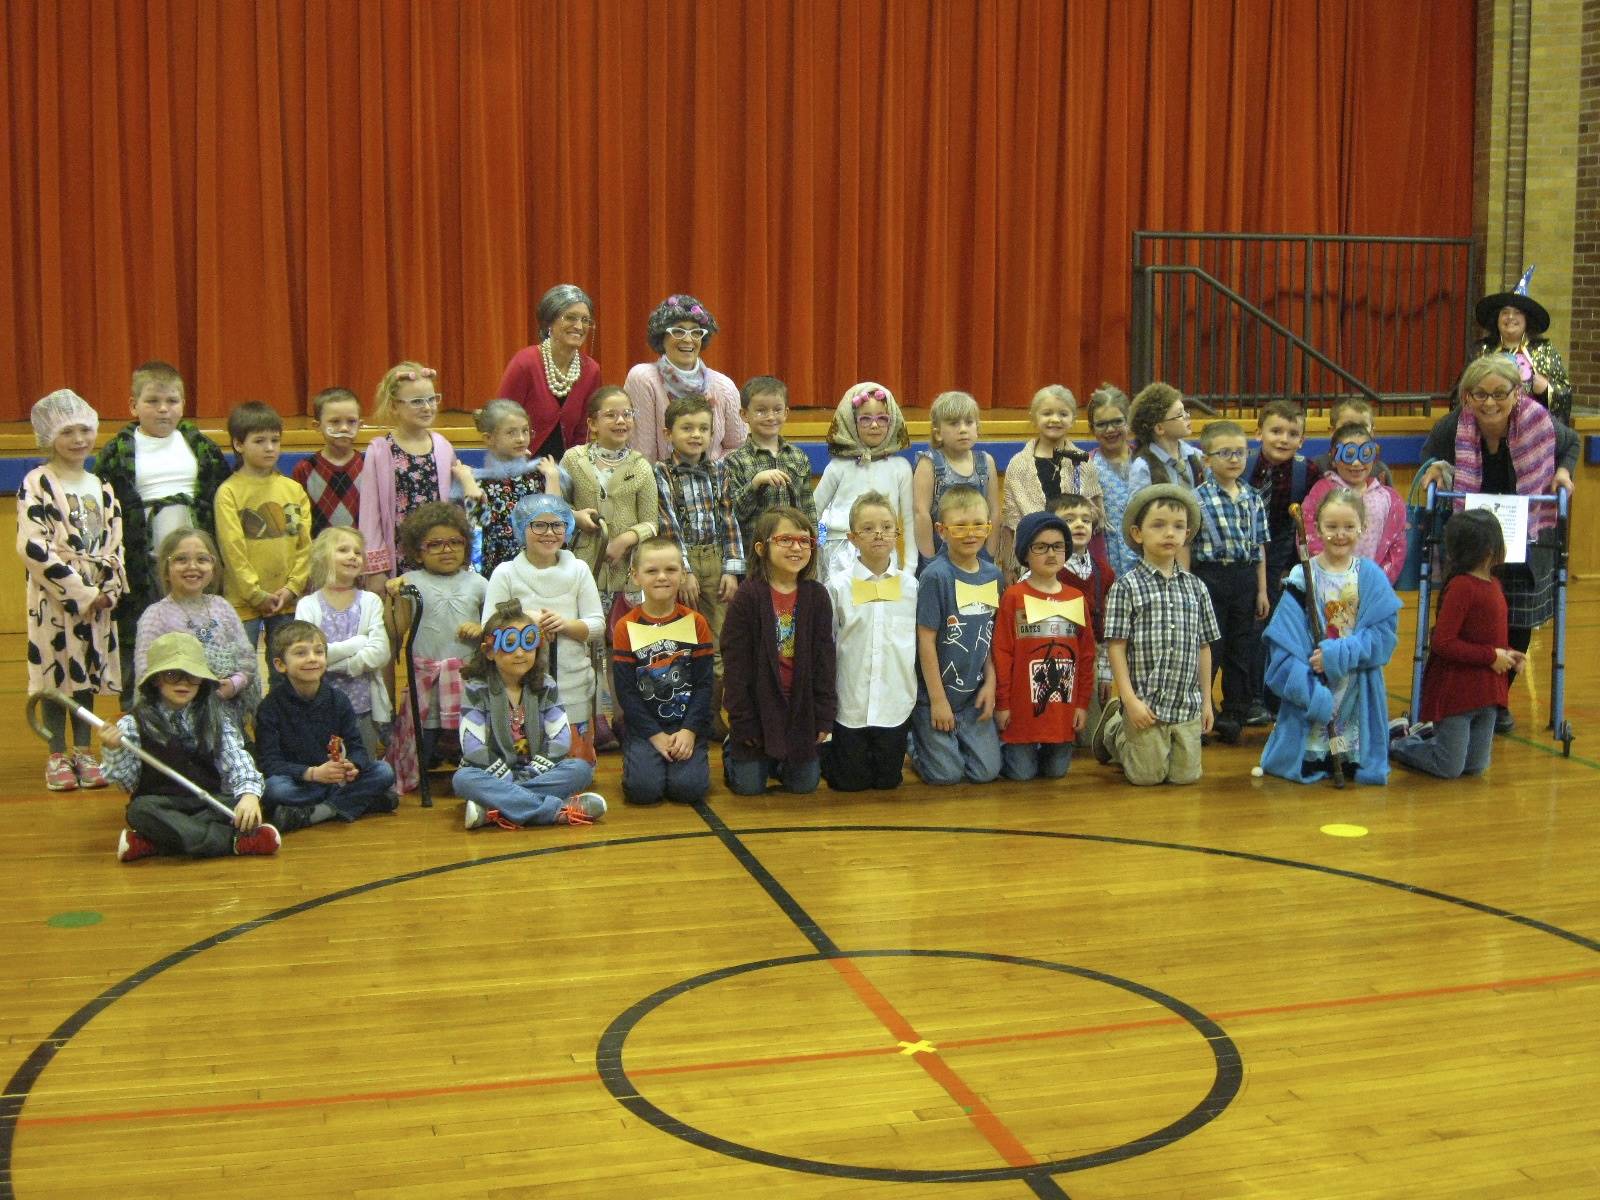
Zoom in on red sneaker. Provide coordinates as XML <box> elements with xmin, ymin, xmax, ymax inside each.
<box><xmin>117</xmin><ymin>828</ymin><xmax>158</xmax><ymax>862</ymax></box>
<box><xmin>232</xmin><ymin>824</ymin><xmax>281</xmax><ymax>856</ymax></box>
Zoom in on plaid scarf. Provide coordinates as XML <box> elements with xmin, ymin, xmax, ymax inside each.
<box><xmin>1453</xmin><ymin>398</ymin><xmax>1556</xmax><ymax>538</ymax></box>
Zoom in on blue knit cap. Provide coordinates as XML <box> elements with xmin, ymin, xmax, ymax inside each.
<box><xmin>510</xmin><ymin>492</ymin><xmax>575</xmax><ymax>545</ymax></box>
<box><xmin>1014</xmin><ymin>511</ymin><xmax>1070</xmax><ymax>557</ymax></box>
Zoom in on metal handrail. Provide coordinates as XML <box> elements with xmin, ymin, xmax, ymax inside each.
<box><xmin>1132</xmin><ymin>263</ymin><xmax>1383</xmax><ymax>407</ymax></box>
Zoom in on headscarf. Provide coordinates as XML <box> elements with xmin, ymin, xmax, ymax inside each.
<box><xmin>825</xmin><ymin>382</ymin><xmax>910</xmax><ymax>462</ymax></box>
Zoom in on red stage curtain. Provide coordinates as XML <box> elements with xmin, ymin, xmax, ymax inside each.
<box><xmin>0</xmin><ymin>0</ymin><xmax>1475</xmax><ymax>421</ymax></box>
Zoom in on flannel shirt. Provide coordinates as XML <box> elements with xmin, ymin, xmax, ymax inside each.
<box><xmin>1103</xmin><ymin>559</ymin><xmax>1220</xmax><ymax>724</ymax></box>
<box><xmin>655</xmin><ymin>455</ymin><xmax>746</xmax><ymax>575</ymax></box>
<box><xmin>1248</xmin><ymin>454</ymin><xmax>1322</xmax><ymax>542</ymax></box>
<box><xmin>411</xmin><ymin>656</ymin><xmax>466</xmax><ymax>729</ymax></box>
<box><xmin>722</xmin><ymin>438</ymin><xmax>818</xmax><ymax>548</ymax></box>
<box><xmin>101</xmin><ymin>706</ymin><xmax>264</xmax><ymax>799</ymax></box>
<box><xmin>1192</xmin><ymin>478</ymin><xmax>1268</xmax><ymax>565</ymax></box>
<box><xmin>292</xmin><ymin>451</ymin><xmax>364</xmax><ymax>536</ymax></box>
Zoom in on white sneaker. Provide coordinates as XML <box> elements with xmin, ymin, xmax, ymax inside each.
<box><xmin>463</xmin><ymin>800</ymin><xmax>486</xmax><ymax>830</ymax></box>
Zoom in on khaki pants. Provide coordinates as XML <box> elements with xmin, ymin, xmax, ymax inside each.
<box><xmin>1108</xmin><ymin>713</ymin><xmax>1203</xmax><ymax>786</ymax></box>
<box><xmin>685</xmin><ymin>543</ymin><xmax>728</xmax><ymax>729</ymax></box>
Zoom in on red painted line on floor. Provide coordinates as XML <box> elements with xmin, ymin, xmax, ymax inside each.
<box><xmin>16</xmin><ymin>965</ymin><xmax>1596</xmax><ymax>1131</ymax></box>
<box><xmin>825</xmin><ymin>956</ymin><xmax>1039</xmax><ymax>1168</ymax></box>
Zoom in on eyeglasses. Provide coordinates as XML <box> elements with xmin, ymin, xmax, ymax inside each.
<box><xmin>525</xmin><ymin>521</ymin><xmax>567</xmax><ymax>536</ymax></box>
<box><xmin>156</xmin><ymin>670</ymin><xmax>200</xmax><ymax>685</ymax></box>
<box><xmin>1207</xmin><ymin>448</ymin><xmax>1247</xmax><ymax>462</ymax></box>
<box><xmin>857</xmin><ymin>414</ymin><xmax>891</xmax><ymax>426</ymax></box>
<box><xmin>600</xmin><ymin>408</ymin><xmax>637</xmax><ymax>421</ymax></box>
<box><xmin>1092</xmin><ymin>417</ymin><xmax>1127</xmax><ymax>432</ymax></box>
<box><xmin>767</xmin><ymin>534</ymin><xmax>814</xmax><ymax>549</ymax></box>
<box><xmin>665</xmin><ymin>326</ymin><xmax>707</xmax><ymax>342</ymax></box>
<box><xmin>558</xmin><ymin>314</ymin><xmax>595</xmax><ymax>329</ymax></box>
<box><xmin>421</xmin><ymin>536</ymin><xmax>467</xmax><ymax>553</ymax></box>
<box><xmin>401</xmin><ymin>395</ymin><xmax>441</xmax><ymax>409</ymax></box>
<box><xmin>169</xmin><ymin>554</ymin><xmax>215</xmax><ymax>568</ymax></box>
<box><xmin>940</xmin><ymin>522</ymin><xmax>993</xmax><ymax>536</ymax></box>
<box><xmin>1468</xmin><ymin>387</ymin><xmax>1515</xmax><ymax>403</ymax></box>
<box><xmin>1028</xmin><ymin>541</ymin><xmax>1068</xmax><ymax>555</ymax></box>
<box><xmin>1333</xmin><ymin>441</ymin><xmax>1380</xmax><ymax>467</ymax></box>
<box><xmin>1163</xmin><ymin>407</ymin><xmax>1189</xmax><ymax>422</ymax></box>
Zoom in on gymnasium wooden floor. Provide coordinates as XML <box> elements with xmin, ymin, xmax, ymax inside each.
<box><xmin>1</xmin><ymin>593</ymin><xmax>1596</xmax><ymax>1200</ymax></box>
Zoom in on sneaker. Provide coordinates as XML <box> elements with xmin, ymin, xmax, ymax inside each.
<box><xmin>1409</xmin><ymin>722</ymin><xmax>1435</xmax><ymax>741</ymax></box>
<box><xmin>369</xmin><ymin>790</ymin><xmax>400</xmax><ymax>814</ymax></box>
<box><xmin>463</xmin><ymin>800</ymin><xmax>487</xmax><ymax>830</ymax></box>
<box><xmin>232</xmin><ymin>824</ymin><xmax>281</xmax><ymax>856</ymax></box>
<box><xmin>270</xmin><ymin>804</ymin><xmax>315</xmax><ymax>835</ymax></box>
<box><xmin>1212</xmin><ymin>717</ymin><xmax>1242</xmax><ymax>746</ymax></box>
<box><xmin>72</xmin><ymin>753</ymin><xmax>108</xmax><ymax>789</ymax></box>
<box><xmin>45</xmin><ymin>753</ymin><xmax>78</xmax><ymax>792</ymax></box>
<box><xmin>1494</xmin><ymin>707</ymin><xmax>1515</xmax><ymax>735</ymax></box>
<box><xmin>591</xmin><ymin>713</ymin><xmax>620</xmax><ymax>752</ymax></box>
<box><xmin>1244</xmin><ymin>704</ymin><xmax>1275</xmax><ymax>728</ymax></box>
<box><xmin>557</xmin><ymin>792</ymin><xmax>607</xmax><ymax>825</ymax></box>
<box><xmin>1091</xmin><ymin>698</ymin><xmax>1122</xmax><ymax>765</ymax></box>
<box><xmin>1388</xmin><ymin>717</ymin><xmax>1412</xmax><ymax>742</ymax></box>
<box><xmin>116</xmin><ymin>828</ymin><xmax>158</xmax><ymax>862</ymax></box>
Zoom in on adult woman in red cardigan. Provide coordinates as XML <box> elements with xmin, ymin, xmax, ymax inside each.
<box><xmin>1417</xmin><ymin>357</ymin><xmax>1578</xmax><ymax>733</ymax></box>
<box><xmin>624</xmin><ymin>294</ymin><xmax>747</xmax><ymax>462</ymax></box>
<box><xmin>496</xmin><ymin>284</ymin><xmax>602</xmax><ymax>461</ymax></box>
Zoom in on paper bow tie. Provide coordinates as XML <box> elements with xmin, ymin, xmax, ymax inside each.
<box><xmin>626</xmin><ymin>613</ymin><xmax>702</xmax><ymax>652</ymax></box>
<box><xmin>1023</xmin><ymin>593</ymin><xmax>1087</xmax><ymax>626</ymax></box>
<box><xmin>954</xmin><ymin>579</ymin><xmax>999</xmax><ymax>609</ymax></box>
<box><xmin>851</xmin><ymin>576</ymin><xmax>903</xmax><ymax>604</ymax></box>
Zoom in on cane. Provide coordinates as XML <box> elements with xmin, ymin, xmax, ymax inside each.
<box><xmin>1289</xmin><ymin>504</ymin><xmax>1347</xmax><ymax>787</ymax></box>
<box><xmin>395</xmin><ymin>582</ymin><xmax>432</xmax><ymax>807</ymax></box>
<box><xmin>25</xmin><ymin>689</ymin><xmax>238</xmax><ymax>818</ymax></box>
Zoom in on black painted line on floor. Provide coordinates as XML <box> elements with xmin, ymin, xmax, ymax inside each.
<box><xmin>692</xmin><ymin>801</ymin><xmax>840</xmax><ymax>956</ymax></box>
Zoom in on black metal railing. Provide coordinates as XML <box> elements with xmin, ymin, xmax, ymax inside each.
<box><xmin>1131</xmin><ymin>232</ymin><xmax>1477</xmax><ymax>417</ymax></box>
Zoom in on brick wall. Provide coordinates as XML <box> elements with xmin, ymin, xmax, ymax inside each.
<box><xmin>1572</xmin><ymin>0</ymin><xmax>1600</xmax><ymax>399</ymax></box>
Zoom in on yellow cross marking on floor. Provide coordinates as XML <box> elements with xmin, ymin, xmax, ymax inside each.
<box><xmin>897</xmin><ymin>1039</ymin><xmax>936</xmax><ymax>1055</ymax></box>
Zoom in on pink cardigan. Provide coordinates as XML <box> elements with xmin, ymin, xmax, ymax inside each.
<box><xmin>357</xmin><ymin>432</ymin><xmax>458</xmax><ymax>576</ymax></box>
<box><xmin>623</xmin><ymin>361</ymin><xmax>747</xmax><ymax>462</ymax></box>
<box><xmin>1303</xmin><ymin>475</ymin><xmax>1408</xmax><ymax>584</ymax></box>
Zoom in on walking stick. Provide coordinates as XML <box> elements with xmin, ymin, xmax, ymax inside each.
<box><xmin>25</xmin><ymin>689</ymin><xmax>238</xmax><ymax>818</ymax></box>
<box><xmin>395</xmin><ymin>582</ymin><xmax>432</xmax><ymax>807</ymax></box>
<box><xmin>1288</xmin><ymin>504</ymin><xmax>1347</xmax><ymax>788</ymax></box>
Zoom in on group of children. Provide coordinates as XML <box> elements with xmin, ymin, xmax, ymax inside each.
<box><xmin>17</xmin><ymin>363</ymin><xmax>1520</xmax><ymax>863</ymax></box>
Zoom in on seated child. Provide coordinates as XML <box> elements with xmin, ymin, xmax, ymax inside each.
<box><xmin>454</xmin><ymin>600</ymin><xmax>607</xmax><ymax>829</ymax></box>
<box><xmin>387</xmin><ymin>503</ymin><xmax>488</xmax><ymax>784</ymax></box>
<box><xmin>1090</xmin><ymin>485</ymin><xmax>1220</xmax><ymax>786</ymax></box>
<box><xmin>1261</xmin><ymin>487</ymin><xmax>1401</xmax><ymax>785</ymax></box>
<box><xmin>101</xmin><ymin>633</ymin><xmax>278</xmax><ymax>861</ymax></box>
<box><xmin>995</xmin><ymin>511</ymin><xmax>1095</xmax><ymax>781</ymax></box>
<box><xmin>611</xmin><ymin>537</ymin><xmax>716</xmax><ymax>804</ymax></box>
<box><xmin>909</xmin><ymin>484</ymin><xmax>1003</xmax><ymax>785</ymax></box>
<box><xmin>255</xmin><ymin>620</ymin><xmax>398</xmax><ymax>831</ymax></box>
<box><xmin>722</xmin><ymin>507</ymin><xmax>837</xmax><ymax>795</ymax></box>
<box><xmin>1302</xmin><ymin>423</ymin><xmax>1407</xmax><ymax>584</ymax></box>
<box><xmin>295</xmin><ymin>527</ymin><xmax>392</xmax><ymax>756</ymax></box>
<box><xmin>1391</xmin><ymin>510</ymin><xmax>1522</xmax><ymax>779</ymax></box>
<box><xmin>822</xmin><ymin>491</ymin><xmax>919</xmax><ymax>791</ymax></box>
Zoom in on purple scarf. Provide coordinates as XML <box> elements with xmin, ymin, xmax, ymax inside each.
<box><xmin>1453</xmin><ymin>397</ymin><xmax>1556</xmax><ymax>538</ymax></box>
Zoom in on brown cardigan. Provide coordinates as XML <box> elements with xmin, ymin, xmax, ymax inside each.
<box><xmin>722</xmin><ymin>576</ymin><xmax>837</xmax><ymax>766</ymax></box>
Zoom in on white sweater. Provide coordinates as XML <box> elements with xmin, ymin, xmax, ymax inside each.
<box><xmin>294</xmin><ymin>589</ymin><xmax>393</xmax><ymax>723</ymax></box>
<box><xmin>811</xmin><ymin>455</ymin><xmax>918</xmax><ymax>581</ymax></box>
<box><xmin>482</xmin><ymin>550</ymin><xmax>605</xmax><ymax>722</ymax></box>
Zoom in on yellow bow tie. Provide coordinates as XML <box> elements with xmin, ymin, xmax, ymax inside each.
<box><xmin>625</xmin><ymin>613</ymin><xmax>702</xmax><ymax>652</ymax></box>
<box><xmin>851</xmin><ymin>575</ymin><xmax>903</xmax><ymax>604</ymax></box>
<box><xmin>954</xmin><ymin>579</ymin><xmax>999</xmax><ymax>610</ymax></box>
<box><xmin>1023</xmin><ymin>593</ymin><xmax>1087</xmax><ymax>626</ymax></box>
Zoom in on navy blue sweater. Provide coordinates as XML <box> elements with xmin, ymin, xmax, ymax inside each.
<box><xmin>254</xmin><ymin>680</ymin><xmax>374</xmax><ymax>781</ymax></box>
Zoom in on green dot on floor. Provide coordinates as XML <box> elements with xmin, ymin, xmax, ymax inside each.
<box><xmin>46</xmin><ymin>911</ymin><xmax>104</xmax><ymax>929</ymax></box>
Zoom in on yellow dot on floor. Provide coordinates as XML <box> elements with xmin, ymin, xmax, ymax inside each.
<box><xmin>1320</xmin><ymin>823</ymin><xmax>1368</xmax><ymax>838</ymax></box>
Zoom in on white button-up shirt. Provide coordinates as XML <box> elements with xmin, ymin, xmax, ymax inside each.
<box><xmin>827</xmin><ymin>560</ymin><xmax>919</xmax><ymax>729</ymax></box>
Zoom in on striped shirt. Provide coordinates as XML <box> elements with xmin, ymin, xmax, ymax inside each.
<box><xmin>655</xmin><ymin>455</ymin><xmax>746</xmax><ymax>575</ymax></box>
<box><xmin>1103</xmin><ymin>559</ymin><xmax>1220</xmax><ymax>724</ymax></box>
<box><xmin>1192</xmin><ymin>478</ymin><xmax>1268</xmax><ymax>565</ymax></box>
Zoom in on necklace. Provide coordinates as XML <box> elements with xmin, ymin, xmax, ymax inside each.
<box><xmin>541</xmin><ymin>338</ymin><xmax>583</xmax><ymax>398</ymax></box>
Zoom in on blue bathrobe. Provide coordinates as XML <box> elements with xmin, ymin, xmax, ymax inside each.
<box><xmin>1260</xmin><ymin>556</ymin><xmax>1401</xmax><ymax>785</ymax></box>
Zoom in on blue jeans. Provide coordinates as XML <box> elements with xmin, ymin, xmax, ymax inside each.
<box><xmin>621</xmin><ymin>737</ymin><xmax>709</xmax><ymax>805</ymax></box>
<box><xmin>1391</xmin><ymin>706</ymin><xmax>1496</xmax><ymax>779</ymax></box>
<box><xmin>263</xmin><ymin>760</ymin><xmax>395</xmax><ymax>821</ymax></box>
<box><xmin>1000</xmin><ymin>741</ymin><xmax>1074</xmax><ymax>781</ymax></box>
<box><xmin>723</xmin><ymin>752</ymin><xmax>821</xmax><ymax>796</ymax></box>
<box><xmin>909</xmin><ymin>699</ymin><xmax>1002</xmax><ymax>786</ymax></box>
<box><xmin>452</xmin><ymin>759</ymin><xmax>595</xmax><ymax>826</ymax></box>
<box><xmin>242</xmin><ymin>613</ymin><xmax>294</xmax><ymax>692</ymax></box>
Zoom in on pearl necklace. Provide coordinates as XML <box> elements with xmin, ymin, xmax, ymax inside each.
<box><xmin>541</xmin><ymin>338</ymin><xmax>583</xmax><ymax>398</ymax></box>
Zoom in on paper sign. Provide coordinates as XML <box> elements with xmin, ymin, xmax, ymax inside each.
<box><xmin>1463</xmin><ymin>493</ymin><xmax>1529</xmax><ymax>564</ymax></box>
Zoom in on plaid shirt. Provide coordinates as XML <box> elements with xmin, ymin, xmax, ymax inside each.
<box><xmin>722</xmin><ymin>438</ymin><xmax>818</xmax><ymax>549</ymax></box>
<box><xmin>1248</xmin><ymin>453</ymin><xmax>1321</xmax><ymax>541</ymax></box>
<box><xmin>102</xmin><ymin>706</ymin><xmax>265</xmax><ymax>799</ymax></box>
<box><xmin>1103</xmin><ymin>559</ymin><xmax>1220</xmax><ymax>724</ymax></box>
<box><xmin>292</xmin><ymin>451</ymin><xmax>364</xmax><ymax>536</ymax></box>
<box><xmin>655</xmin><ymin>455</ymin><xmax>746</xmax><ymax>575</ymax></box>
<box><xmin>1192</xmin><ymin>478</ymin><xmax>1268</xmax><ymax>565</ymax></box>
